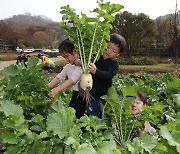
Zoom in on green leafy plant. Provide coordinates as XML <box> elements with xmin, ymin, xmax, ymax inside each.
<box><xmin>0</xmin><ymin>100</ymin><xmax>49</xmax><ymax>154</ymax></box>
<box><xmin>126</xmin><ymin>132</ymin><xmax>157</xmax><ymax>153</ymax></box>
<box><xmin>102</xmin><ymin>85</ymin><xmax>147</xmax><ymax>146</ymax></box>
<box><xmin>0</xmin><ymin>62</ymin><xmax>118</xmax><ymax>153</ymax></box>
<box><xmin>46</xmin><ymin>101</ymin><xmax>117</xmax><ymax>153</ymax></box>
<box><xmin>1</xmin><ymin>52</ymin><xmax>180</xmax><ymax>153</ymax></box>
<box><xmin>101</xmin><ymin>72</ymin><xmax>180</xmax><ymax>152</ymax></box>
<box><xmin>1</xmin><ymin>57</ymin><xmax>51</xmax><ymax>116</ymax></box>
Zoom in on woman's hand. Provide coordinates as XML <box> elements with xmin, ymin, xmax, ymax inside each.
<box><xmin>88</xmin><ymin>63</ymin><xmax>97</xmax><ymax>74</ymax></box>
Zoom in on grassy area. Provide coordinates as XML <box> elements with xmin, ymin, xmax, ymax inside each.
<box><xmin>119</xmin><ymin>63</ymin><xmax>180</xmax><ymax>75</ymax></box>
<box><xmin>0</xmin><ymin>52</ymin><xmax>18</xmax><ymax>61</ymax></box>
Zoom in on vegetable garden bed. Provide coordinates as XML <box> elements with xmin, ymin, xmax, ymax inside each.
<box><xmin>0</xmin><ymin>57</ymin><xmax>180</xmax><ymax>153</ymax></box>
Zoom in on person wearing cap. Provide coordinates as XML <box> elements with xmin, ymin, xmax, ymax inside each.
<box><xmin>16</xmin><ymin>51</ymin><xmax>28</xmax><ymax>67</ymax></box>
<box><xmin>38</xmin><ymin>54</ymin><xmax>55</xmax><ymax>73</ymax></box>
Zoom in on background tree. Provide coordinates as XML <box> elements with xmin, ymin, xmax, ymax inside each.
<box><xmin>45</xmin><ymin>29</ymin><xmax>58</xmax><ymax>49</ymax></box>
<box><xmin>0</xmin><ymin>21</ymin><xmax>26</xmax><ymax>50</ymax></box>
<box><xmin>168</xmin><ymin>0</ymin><xmax>179</xmax><ymax>64</ymax></box>
<box><xmin>155</xmin><ymin>16</ymin><xmax>171</xmax><ymax>46</ymax></box>
<box><xmin>26</xmin><ymin>25</ymin><xmax>58</xmax><ymax>48</ymax></box>
<box><xmin>10</xmin><ymin>23</ymin><xmax>27</xmax><ymax>50</ymax></box>
<box><xmin>31</xmin><ymin>31</ymin><xmax>49</xmax><ymax>48</ymax></box>
<box><xmin>0</xmin><ymin>14</ymin><xmax>65</xmax><ymax>50</ymax></box>
<box><xmin>0</xmin><ymin>21</ymin><xmax>12</xmax><ymax>40</ymax></box>
<box><xmin>111</xmin><ymin>11</ymin><xmax>157</xmax><ymax>53</ymax></box>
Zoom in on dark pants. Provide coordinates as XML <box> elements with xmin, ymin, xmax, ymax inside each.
<box><xmin>69</xmin><ymin>91</ymin><xmax>86</xmax><ymax>119</ymax></box>
<box><xmin>86</xmin><ymin>99</ymin><xmax>106</xmax><ymax>118</ymax></box>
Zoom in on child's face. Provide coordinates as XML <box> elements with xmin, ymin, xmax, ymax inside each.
<box><xmin>60</xmin><ymin>50</ymin><xmax>78</xmax><ymax>64</ymax></box>
<box><xmin>103</xmin><ymin>42</ymin><xmax>120</xmax><ymax>60</ymax></box>
<box><xmin>129</xmin><ymin>96</ymin><xmax>144</xmax><ymax>114</ymax></box>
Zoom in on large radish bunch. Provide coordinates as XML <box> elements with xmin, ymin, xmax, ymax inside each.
<box><xmin>60</xmin><ymin>1</ymin><xmax>124</xmax><ymax>101</ymax></box>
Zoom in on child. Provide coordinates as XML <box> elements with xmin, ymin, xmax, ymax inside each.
<box><xmin>48</xmin><ymin>39</ymin><xmax>85</xmax><ymax>118</ymax></box>
<box><xmin>129</xmin><ymin>91</ymin><xmax>158</xmax><ymax>138</ymax></box>
<box><xmin>129</xmin><ymin>91</ymin><xmax>147</xmax><ymax>115</ymax></box>
<box><xmin>87</xmin><ymin>33</ymin><xmax>126</xmax><ymax>118</ymax></box>
<box><xmin>38</xmin><ymin>53</ymin><xmax>55</xmax><ymax>73</ymax></box>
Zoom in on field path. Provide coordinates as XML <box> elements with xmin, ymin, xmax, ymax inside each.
<box><xmin>0</xmin><ymin>60</ymin><xmax>16</xmax><ymax>70</ymax></box>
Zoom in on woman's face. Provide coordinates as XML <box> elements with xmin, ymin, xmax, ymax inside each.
<box><xmin>129</xmin><ymin>96</ymin><xmax>144</xmax><ymax>114</ymax></box>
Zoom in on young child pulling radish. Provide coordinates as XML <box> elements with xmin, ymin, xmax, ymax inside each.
<box><xmin>60</xmin><ymin>1</ymin><xmax>124</xmax><ymax>104</ymax></box>
<box><xmin>86</xmin><ymin>33</ymin><xmax>126</xmax><ymax>118</ymax></box>
<box><xmin>75</xmin><ymin>33</ymin><xmax>126</xmax><ymax>118</ymax></box>
<box><xmin>48</xmin><ymin>39</ymin><xmax>86</xmax><ymax>118</ymax></box>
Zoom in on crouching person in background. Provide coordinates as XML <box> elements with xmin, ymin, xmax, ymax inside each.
<box><xmin>38</xmin><ymin>53</ymin><xmax>55</xmax><ymax>73</ymax></box>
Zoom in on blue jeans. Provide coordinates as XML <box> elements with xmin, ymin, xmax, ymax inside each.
<box><xmin>86</xmin><ymin>99</ymin><xmax>105</xmax><ymax>118</ymax></box>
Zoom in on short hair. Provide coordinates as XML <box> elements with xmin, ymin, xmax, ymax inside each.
<box><xmin>110</xmin><ymin>33</ymin><xmax>126</xmax><ymax>53</ymax></box>
<box><xmin>58</xmin><ymin>38</ymin><xmax>75</xmax><ymax>54</ymax></box>
<box><xmin>136</xmin><ymin>91</ymin><xmax>147</xmax><ymax>105</ymax></box>
<box><xmin>38</xmin><ymin>53</ymin><xmax>42</xmax><ymax>58</ymax></box>
<box><xmin>20</xmin><ymin>51</ymin><xmax>24</xmax><ymax>54</ymax></box>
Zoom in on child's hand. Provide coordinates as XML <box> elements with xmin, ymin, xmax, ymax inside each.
<box><xmin>74</xmin><ymin>58</ymin><xmax>81</xmax><ymax>66</ymax></box>
<box><xmin>144</xmin><ymin>121</ymin><xmax>151</xmax><ymax>131</ymax></box>
<box><xmin>88</xmin><ymin>63</ymin><xmax>97</xmax><ymax>74</ymax></box>
<box><xmin>48</xmin><ymin>88</ymin><xmax>59</xmax><ymax>98</ymax></box>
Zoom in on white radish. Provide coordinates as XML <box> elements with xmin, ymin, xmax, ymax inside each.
<box><xmin>79</xmin><ymin>73</ymin><xmax>93</xmax><ymax>102</ymax></box>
